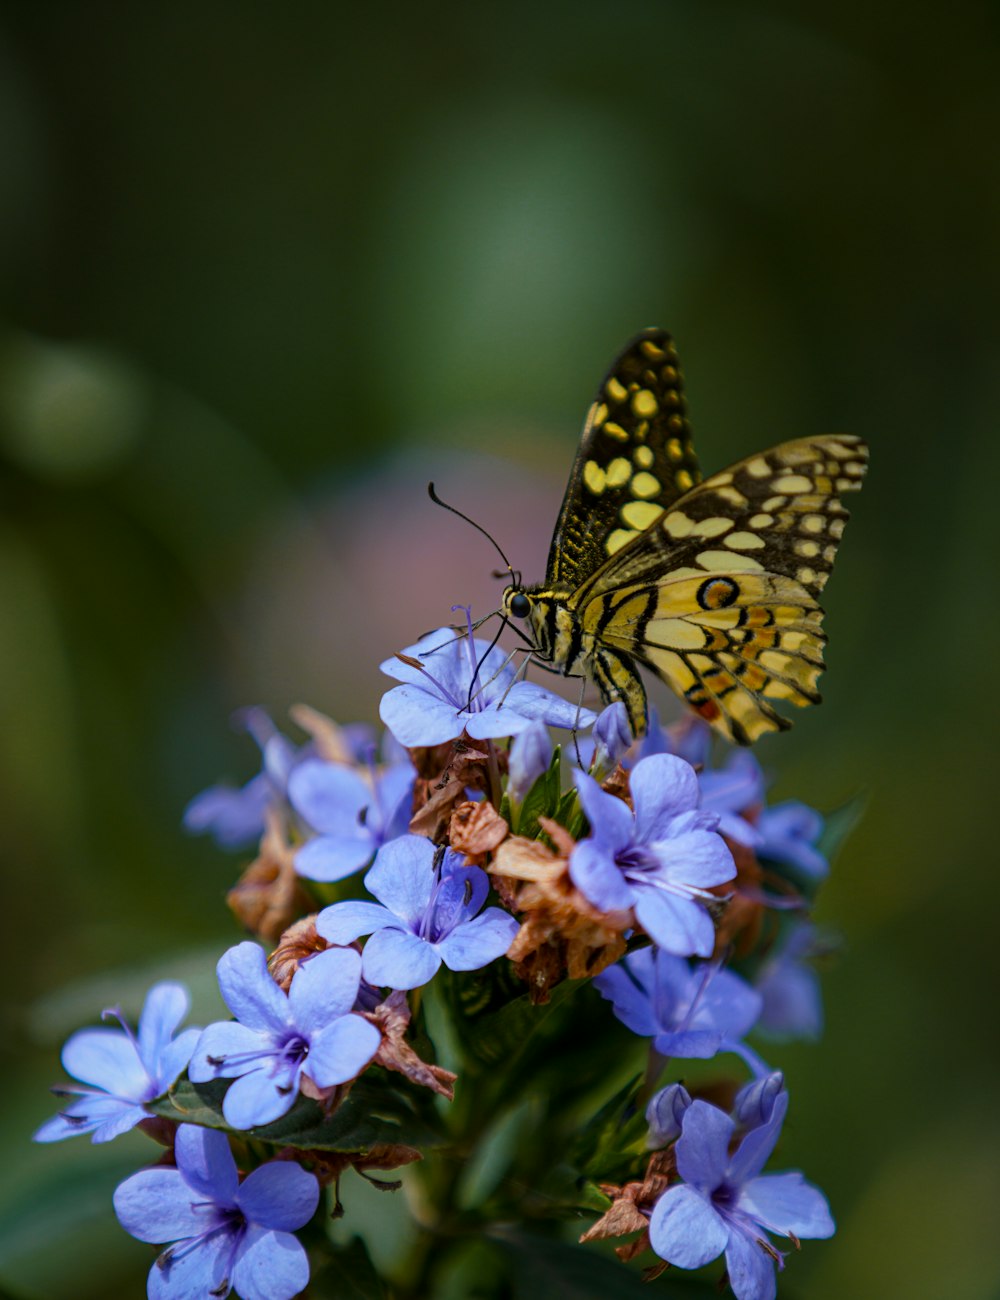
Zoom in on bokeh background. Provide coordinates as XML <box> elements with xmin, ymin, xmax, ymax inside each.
<box><xmin>2</xmin><ymin>3</ymin><xmax>997</xmax><ymax>1297</ymax></box>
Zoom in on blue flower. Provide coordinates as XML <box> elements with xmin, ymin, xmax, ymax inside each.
<box><xmin>183</xmin><ymin>709</ymin><xmax>302</xmax><ymax>849</ymax></box>
<box><xmin>593</xmin><ymin>947</ymin><xmax>761</xmax><ymax>1062</ymax></box>
<box><xmin>379</xmin><ymin>626</ymin><xmax>594</xmax><ymax>747</ymax></box>
<box><xmin>188</xmin><ymin>944</ymin><xmax>381</xmax><ymax>1128</ymax></box>
<box><xmin>507</xmin><ymin>721</ymin><xmax>553</xmax><ymax>803</ymax></box>
<box><xmin>34</xmin><ymin>982</ymin><xmax>199</xmax><ymax>1144</ymax></box>
<box><xmin>649</xmin><ymin>1084</ymin><xmax>834</xmax><ymax>1300</ymax></box>
<box><xmin>645</xmin><ymin>1081</ymin><xmax>692</xmax><ymax>1148</ymax></box>
<box><xmin>287</xmin><ymin>755</ymin><xmax>416</xmax><ymax>882</ymax></box>
<box><xmin>756</xmin><ymin>802</ymin><xmax>828</xmax><ymax>879</ymax></box>
<box><xmin>754</xmin><ymin>922</ymin><xmax>824</xmax><ymax>1042</ymax></box>
<box><xmin>316</xmin><ymin>834</ymin><xmax>520</xmax><ymax>990</ymax></box>
<box><xmin>571</xmin><ymin>755</ymin><xmax>736</xmax><ymax>957</ymax></box>
<box><xmin>114</xmin><ymin>1123</ymin><xmax>319</xmax><ymax>1300</ymax></box>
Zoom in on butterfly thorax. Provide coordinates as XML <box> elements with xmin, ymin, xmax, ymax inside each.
<box><xmin>502</xmin><ymin>583</ymin><xmax>651</xmax><ymax>735</ymax></box>
<box><xmin>502</xmin><ymin>585</ymin><xmax>583</xmax><ymax>672</ymax></box>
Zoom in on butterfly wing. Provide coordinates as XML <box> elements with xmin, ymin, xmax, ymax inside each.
<box><xmin>572</xmin><ymin>435</ymin><xmax>869</xmax><ymax>744</ymax></box>
<box><xmin>545</xmin><ymin>328</ymin><xmax>703</xmax><ymax>590</ymax></box>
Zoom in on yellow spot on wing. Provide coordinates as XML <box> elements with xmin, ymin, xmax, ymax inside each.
<box><xmin>606</xmin><ymin>377</ymin><xmax>627</xmax><ymax>402</ymax></box>
<box><xmin>632</xmin><ymin>389</ymin><xmax>659</xmax><ymax>418</ymax></box>
<box><xmin>802</xmin><ymin>514</ymin><xmax>825</xmax><ymax>533</ymax></box>
<box><xmin>664</xmin><ymin>511</ymin><xmax>694</xmax><ymax>538</ymax></box>
<box><xmin>631</xmin><ymin>471</ymin><xmax>661</xmax><ymax>498</ymax></box>
<box><xmin>749</xmin><ymin>513</ymin><xmax>774</xmax><ymax>528</ymax></box>
<box><xmin>675</xmin><ymin>469</ymin><xmax>694</xmax><ymax>491</ymax></box>
<box><xmin>591</xmin><ymin>402</ymin><xmax>609</xmax><ymax>428</ymax></box>
<box><xmin>621</xmin><ymin>500</ymin><xmax>663</xmax><ymax>530</ymax></box>
<box><xmin>666</xmin><ymin>438</ymin><xmax>684</xmax><ymax>461</ymax></box>
<box><xmin>583</xmin><ymin>461</ymin><xmax>606</xmax><ymax>494</ymax></box>
<box><xmin>746</xmin><ymin>457</ymin><xmax>771</xmax><ymax>478</ymax></box>
<box><xmin>723</xmin><ymin>531</ymin><xmax>766</xmax><ymax>550</ymax></box>
<box><xmin>693</xmin><ymin>516</ymin><xmax>734</xmax><ymax>538</ymax></box>
<box><xmin>604</xmin><ymin>421</ymin><xmax>629</xmax><ymax>441</ymax></box>
<box><xmin>606</xmin><ymin>527</ymin><xmax>637</xmax><ymax>554</ymax></box>
<box><xmin>606</xmin><ymin>457</ymin><xmax>632</xmax><ymax>487</ymax></box>
<box><xmin>697</xmin><ymin>549</ymin><xmax>766</xmax><ymax>573</ymax></box>
<box><xmin>634</xmin><ymin>445</ymin><xmax>654</xmax><ymax>468</ymax></box>
<box><xmin>774</xmin><ymin>474</ymin><xmax>813</xmax><ymax>493</ymax></box>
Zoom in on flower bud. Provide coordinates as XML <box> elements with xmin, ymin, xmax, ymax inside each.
<box><xmin>645</xmin><ymin>1082</ymin><xmax>692</xmax><ymax>1148</ymax></box>
<box><xmin>590</xmin><ymin>703</ymin><xmax>631</xmax><ymax>779</ymax></box>
<box><xmin>508</xmin><ymin>722</ymin><xmax>552</xmax><ymax>802</ymax></box>
<box><xmin>734</xmin><ymin>1070</ymin><xmax>785</xmax><ymax>1129</ymax></box>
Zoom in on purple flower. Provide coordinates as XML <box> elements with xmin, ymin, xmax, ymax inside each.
<box><xmin>316</xmin><ymin>834</ymin><xmax>519</xmax><ymax>990</ymax></box>
<box><xmin>114</xmin><ymin>1123</ymin><xmax>319</xmax><ymax>1300</ymax></box>
<box><xmin>287</xmin><ymin>755</ymin><xmax>415</xmax><ymax>882</ymax></box>
<box><xmin>183</xmin><ymin>709</ymin><xmax>302</xmax><ymax>849</ymax></box>
<box><xmin>697</xmin><ymin>749</ymin><xmax>767</xmax><ymax>850</ymax></box>
<box><xmin>649</xmin><ymin>1087</ymin><xmax>834</xmax><ymax>1300</ymax></box>
<box><xmin>756</xmin><ymin>802</ymin><xmax>828</xmax><ymax>879</ymax></box>
<box><xmin>188</xmin><ymin>944</ymin><xmax>381</xmax><ymax>1128</ymax></box>
<box><xmin>570</xmin><ymin>755</ymin><xmax>736</xmax><ymax>957</ymax></box>
<box><xmin>379</xmin><ymin>625</ymin><xmax>594</xmax><ymax>747</ymax></box>
<box><xmin>507</xmin><ymin>721</ymin><xmax>553</xmax><ymax>802</ymax></box>
<box><xmin>646</xmin><ymin>1082</ymin><xmax>692</xmax><ymax>1148</ymax></box>
<box><xmin>34</xmin><ymin>982</ymin><xmax>199</xmax><ymax>1145</ymax></box>
<box><xmin>754</xmin><ymin>923</ymin><xmax>824</xmax><ymax>1042</ymax></box>
<box><xmin>593</xmin><ymin>947</ymin><xmax>761</xmax><ymax>1062</ymax></box>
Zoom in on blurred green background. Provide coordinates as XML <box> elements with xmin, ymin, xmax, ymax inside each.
<box><xmin>2</xmin><ymin>2</ymin><xmax>997</xmax><ymax>1296</ymax></box>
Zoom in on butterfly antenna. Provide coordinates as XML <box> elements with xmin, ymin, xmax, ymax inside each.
<box><xmin>427</xmin><ymin>483</ymin><xmax>521</xmax><ymax>586</ymax></box>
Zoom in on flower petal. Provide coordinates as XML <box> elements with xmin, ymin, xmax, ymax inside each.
<box><xmin>216</xmin><ymin>943</ymin><xmax>290</xmax><ymax>1033</ymax></box>
<box><xmin>287</xmin><ymin>760</ymin><xmax>369</xmax><ymax>833</ymax></box>
<box><xmin>379</xmin><ymin>627</ymin><xmax>463</xmax><ymax>688</ymax></box>
<box><xmin>573</xmin><ymin>770</ymin><xmax>634</xmax><ymax>852</ymax></box>
<box><xmin>33</xmin><ymin>1094</ymin><xmax>134</xmax><ymax>1144</ymax></box>
<box><xmin>724</xmin><ymin>1225</ymin><xmax>778</xmax><ymax>1300</ymax></box>
<box><xmin>675</xmin><ymin>1100</ymin><xmax>734</xmax><ymax>1190</ymax></box>
<box><xmin>500</xmin><ymin>680</ymin><xmax>595</xmax><ymax>730</ymax></box>
<box><xmin>137</xmin><ymin>982</ymin><xmax>190</xmax><ymax>1068</ymax></box>
<box><xmin>632</xmin><ymin>887</ymin><xmax>715</xmax><ymax>957</ymax></box>
<box><xmin>288</xmin><ymin>947</ymin><xmax>363</xmax><ymax>1026</ymax></box>
<box><xmin>189</xmin><ymin>1022</ymin><xmax>273</xmax><ymax>1082</ymax></box>
<box><xmin>61</xmin><ymin>1029</ymin><xmax>147</xmax><ymax>1098</ymax></box>
<box><xmin>364</xmin><ymin>834</ymin><xmax>436</xmax><ymax>924</ymax></box>
<box><xmin>315</xmin><ymin>900</ymin><xmax>398</xmax><ymax>946</ymax></box>
<box><xmin>430</xmin><ymin>865</ymin><xmax>489</xmax><ymax>935</ymax></box>
<box><xmin>569</xmin><ymin>841</ymin><xmax>634</xmax><ymax>913</ymax></box>
<box><xmin>361</xmin><ymin>927</ymin><xmax>441</xmax><ymax>990</ymax></box>
<box><xmin>380</xmin><ymin>683</ymin><xmax>465</xmax><ymax>747</ymax></box>
<box><xmin>593</xmin><ymin>952</ymin><xmax>660</xmax><ymax>1038</ymax></box>
<box><xmin>738</xmin><ymin>1172</ymin><xmax>835</xmax><ymax>1240</ymax></box>
<box><xmin>91</xmin><ymin>1102</ymin><xmax>150</xmax><ymax>1144</ymax></box>
<box><xmin>695</xmin><ymin>968</ymin><xmax>763</xmax><ymax>1040</ymax></box>
<box><xmin>154</xmin><ymin>1027</ymin><xmax>201</xmax><ymax>1091</ymax></box>
<box><xmin>630</xmin><ymin>754</ymin><xmax>701</xmax><ymax>841</ymax></box>
<box><xmin>221</xmin><ymin>1065</ymin><xmax>299</xmax><ymax>1129</ymax></box>
<box><xmin>649</xmin><ymin>1184</ymin><xmax>729</xmax><ymax>1269</ymax></box>
<box><xmin>655</xmin><ymin>829</ymin><xmax>736</xmax><ymax>888</ymax></box>
<box><xmin>294</xmin><ymin>831</ymin><xmax>374</xmax><ymax>882</ymax></box>
<box><xmin>652</xmin><ymin>1029</ymin><xmax>725</xmax><ymax>1059</ymax></box>
<box><xmin>148</xmin><ymin>1230</ymin><xmax>233</xmax><ymax>1300</ymax></box>
<box><xmin>236</xmin><ymin>1161</ymin><xmax>320</xmax><ymax>1231</ymax></box>
<box><xmin>728</xmin><ymin>1091</ymin><xmax>790</xmax><ymax>1185</ymax></box>
<box><xmin>435</xmin><ymin>908</ymin><xmax>519</xmax><ymax>971</ymax></box>
<box><xmin>174</xmin><ymin>1124</ymin><xmax>239</xmax><ymax>1205</ymax></box>
<box><xmin>231</xmin><ymin>1224</ymin><xmax>311</xmax><ymax>1300</ymax></box>
<box><xmin>306</xmin><ymin>1014</ymin><xmax>382</xmax><ymax>1086</ymax></box>
<box><xmin>113</xmin><ymin>1167</ymin><xmax>205</xmax><ymax>1242</ymax></box>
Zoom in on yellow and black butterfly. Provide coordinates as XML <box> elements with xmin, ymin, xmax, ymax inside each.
<box><xmin>502</xmin><ymin>328</ymin><xmax>868</xmax><ymax>744</ymax></box>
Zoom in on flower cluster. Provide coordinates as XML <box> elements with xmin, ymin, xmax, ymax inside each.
<box><xmin>35</xmin><ymin>618</ymin><xmax>848</xmax><ymax>1299</ymax></box>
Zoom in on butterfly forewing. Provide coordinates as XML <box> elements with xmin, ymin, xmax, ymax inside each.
<box><xmin>571</xmin><ymin>435</ymin><xmax>869</xmax><ymax>743</ymax></box>
<box><xmin>545</xmin><ymin>328</ymin><xmax>703</xmax><ymax>590</ymax></box>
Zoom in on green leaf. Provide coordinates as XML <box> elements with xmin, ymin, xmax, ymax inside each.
<box><xmin>571</xmin><ymin>1074</ymin><xmax>648</xmax><ymax>1180</ymax></box>
<box><xmin>817</xmin><ymin>791</ymin><xmax>867</xmax><ymax>863</ymax></box>
<box><xmin>512</xmin><ymin>746</ymin><xmax>564</xmax><ymax>839</ymax></box>
<box><xmin>149</xmin><ymin>1075</ymin><xmax>444</xmax><ymax>1151</ymax></box>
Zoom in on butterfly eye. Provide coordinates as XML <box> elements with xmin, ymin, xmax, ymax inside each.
<box><xmin>509</xmin><ymin>593</ymin><xmax>531</xmax><ymax>619</ymax></box>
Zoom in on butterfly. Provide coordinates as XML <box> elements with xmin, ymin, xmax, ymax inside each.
<box><xmin>502</xmin><ymin>328</ymin><xmax>868</xmax><ymax>744</ymax></box>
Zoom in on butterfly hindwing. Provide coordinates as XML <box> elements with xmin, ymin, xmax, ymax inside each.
<box><xmin>571</xmin><ymin>434</ymin><xmax>868</xmax><ymax>743</ymax></box>
<box><xmin>545</xmin><ymin>328</ymin><xmax>703</xmax><ymax>590</ymax></box>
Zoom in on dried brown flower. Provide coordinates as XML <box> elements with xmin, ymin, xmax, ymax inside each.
<box><xmin>227</xmin><ymin>809</ymin><xmax>314</xmax><ymax>944</ymax></box>
<box><xmin>448</xmin><ymin>798</ymin><xmax>508</xmax><ymax>863</ymax></box>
